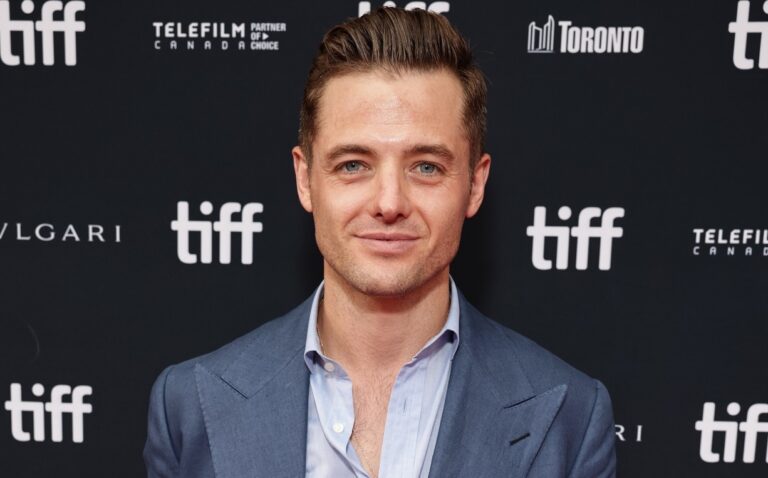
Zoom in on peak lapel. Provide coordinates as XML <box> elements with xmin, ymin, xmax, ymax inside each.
<box><xmin>428</xmin><ymin>297</ymin><xmax>569</xmax><ymax>478</ymax></box>
<box><xmin>195</xmin><ymin>300</ymin><xmax>312</xmax><ymax>478</ymax></box>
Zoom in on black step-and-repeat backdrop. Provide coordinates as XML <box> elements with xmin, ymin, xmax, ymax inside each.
<box><xmin>2</xmin><ymin>0</ymin><xmax>766</xmax><ymax>476</ymax></box>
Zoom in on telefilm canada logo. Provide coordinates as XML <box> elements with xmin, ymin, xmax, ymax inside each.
<box><xmin>4</xmin><ymin>383</ymin><xmax>93</xmax><ymax>443</ymax></box>
<box><xmin>357</xmin><ymin>1</ymin><xmax>450</xmax><ymax>17</ymax></box>
<box><xmin>526</xmin><ymin>206</ymin><xmax>624</xmax><ymax>271</ymax></box>
<box><xmin>0</xmin><ymin>221</ymin><xmax>121</xmax><ymax>243</ymax></box>
<box><xmin>691</xmin><ymin>228</ymin><xmax>768</xmax><ymax>257</ymax></box>
<box><xmin>729</xmin><ymin>0</ymin><xmax>768</xmax><ymax>69</ymax></box>
<box><xmin>152</xmin><ymin>20</ymin><xmax>286</xmax><ymax>52</ymax></box>
<box><xmin>171</xmin><ymin>201</ymin><xmax>263</xmax><ymax>265</ymax></box>
<box><xmin>527</xmin><ymin>15</ymin><xmax>644</xmax><ymax>54</ymax></box>
<box><xmin>0</xmin><ymin>0</ymin><xmax>86</xmax><ymax>66</ymax></box>
<box><xmin>696</xmin><ymin>402</ymin><xmax>768</xmax><ymax>463</ymax></box>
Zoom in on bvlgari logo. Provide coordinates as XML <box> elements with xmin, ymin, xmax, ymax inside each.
<box><xmin>615</xmin><ymin>423</ymin><xmax>643</xmax><ymax>443</ymax></box>
<box><xmin>0</xmin><ymin>222</ymin><xmax>121</xmax><ymax>243</ymax></box>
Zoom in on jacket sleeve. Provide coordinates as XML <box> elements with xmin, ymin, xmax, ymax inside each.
<box><xmin>567</xmin><ymin>380</ymin><xmax>617</xmax><ymax>478</ymax></box>
<box><xmin>144</xmin><ymin>366</ymin><xmax>180</xmax><ymax>478</ymax></box>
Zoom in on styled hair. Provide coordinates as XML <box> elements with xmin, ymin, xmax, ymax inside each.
<box><xmin>299</xmin><ymin>7</ymin><xmax>487</xmax><ymax>167</ymax></box>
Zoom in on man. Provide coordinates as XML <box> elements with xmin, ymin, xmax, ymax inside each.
<box><xmin>144</xmin><ymin>8</ymin><xmax>616</xmax><ymax>478</ymax></box>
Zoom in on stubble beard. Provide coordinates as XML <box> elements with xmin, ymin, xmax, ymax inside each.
<box><xmin>318</xmin><ymin>233</ymin><xmax>459</xmax><ymax>298</ymax></box>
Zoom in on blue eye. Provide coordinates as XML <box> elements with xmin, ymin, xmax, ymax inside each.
<box><xmin>417</xmin><ymin>163</ymin><xmax>438</xmax><ymax>175</ymax></box>
<box><xmin>342</xmin><ymin>161</ymin><xmax>362</xmax><ymax>173</ymax></box>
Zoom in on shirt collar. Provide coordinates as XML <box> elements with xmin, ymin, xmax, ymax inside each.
<box><xmin>303</xmin><ymin>277</ymin><xmax>461</xmax><ymax>371</ymax></box>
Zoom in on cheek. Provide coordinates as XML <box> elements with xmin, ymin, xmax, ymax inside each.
<box><xmin>312</xmin><ymin>187</ymin><xmax>365</xmax><ymax>232</ymax></box>
<box><xmin>421</xmin><ymin>194</ymin><xmax>468</xmax><ymax>242</ymax></box>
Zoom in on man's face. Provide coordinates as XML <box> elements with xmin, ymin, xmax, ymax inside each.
<box><xmin>293</xmin><ymin>69</ymin><xmax>490</xmax><ymax>297</ymax></box>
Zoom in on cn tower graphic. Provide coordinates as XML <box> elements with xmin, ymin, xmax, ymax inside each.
<box><xmin>528</xmin><ymin>15</ymin><xmax>555</xmax><ymax>53</ymax></box>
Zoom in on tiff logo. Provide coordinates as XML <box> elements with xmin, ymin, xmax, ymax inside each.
<box><xmin>526</xmin><ymin>206</ymin><xmax>624</xmax><ymax>271</ymax></box>
<box><xmin>0</xmin><ymin>0</ymin><xmax>86</xmax><ymax>66</ymax></box>
<box><xmin>695</xmin><ymin>402</ymin><xmax>768</xmax><ymax>463</ymax></box>
<box><xmin>358</xmin><ymin>2</ymin><xmax>450</xmax><ymax>17</ymax></box>
<box><xmin>171</xmin><ymin>201</ymin><xmax>263</xmax><ymax>265</ymax></box>
<box><xmin>4</xmin><ymin>383</ymin><xmax>92</xmax><ymax>443</ymax></box>
<box><xmin>528</xmin><ymin>15</ymin><xmax>555</xmax><ymax>53</ymax></box>
<box><xmin>729</xmin><ymin>0</ymin><xmax>768</xmax><ymax>69</ymax></box>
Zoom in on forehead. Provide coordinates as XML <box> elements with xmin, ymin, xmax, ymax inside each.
<box><xmin>314</xmin><ymin>69</ymin><xmax>467</xmax><ymax>155</ymax></box>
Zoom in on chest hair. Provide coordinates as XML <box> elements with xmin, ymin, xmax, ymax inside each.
<box><xmin>351</xmin><ymin>373</ymin><xmax>397</xmax><ymax>478</ymax></box>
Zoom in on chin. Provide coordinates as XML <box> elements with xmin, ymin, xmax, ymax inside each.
<box><xmin>355</xmin><ymin>281</ymin><xmax>414</xmax><ymax>297</ymax></box>
<box><xmin>320</xmin><ymin>240</ymin><xmax>451</xmax><ymax>298</ymax></box>
<box><xmin>340</xmin><ymin>264</ymin><xmax>439</xmax><ymax>298</ymax></box>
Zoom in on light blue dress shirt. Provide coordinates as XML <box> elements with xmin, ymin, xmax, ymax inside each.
<box><xmin>303</xmin><ymin>279</ymin><xmax>461</xmax><ymax>478</ymax></box>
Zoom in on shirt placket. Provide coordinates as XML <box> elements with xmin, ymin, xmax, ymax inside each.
<box><xmin>311</xmin><ymin>359</ymin><xmax>356</xmax><ymax>469</ymax></box>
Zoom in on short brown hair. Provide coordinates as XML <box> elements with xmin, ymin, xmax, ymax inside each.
<box><xmin>299</xmin><ymin>7</ymin><xmax>487</xmax><ymax>167</ymax></box>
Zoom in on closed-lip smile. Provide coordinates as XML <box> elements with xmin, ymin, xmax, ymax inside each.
<box><xmin>356</xmin><ymin>232</ymin><xmax>419</xmax><ymax>241</ymax></box>
<box><xmin>354</xmin><ymin>232</ymin><xmax>420</xmax><ymax>254</ymax></box>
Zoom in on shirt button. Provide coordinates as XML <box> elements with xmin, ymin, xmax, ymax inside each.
<box><xmin>324</xmin><ymin>362</ymin><xmax>336</xmax><ymax>373</ymax></box>
<box><xmin>333</xmin><ymin>422</ymin><xmax>344</xmax><ymax>433</ymax></box>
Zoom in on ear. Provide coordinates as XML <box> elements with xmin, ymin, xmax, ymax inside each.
<box><xmin>292</xmin><ymin>146</ymin><xmax>313</xmax><ymax>213</ymax></box>
<box><xmin>466</xmin><ymin>153</ymin><xmax>491</xmax><ymax>218</ymax></box>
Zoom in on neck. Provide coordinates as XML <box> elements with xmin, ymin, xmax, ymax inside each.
<box><xmin>317</xmin><ymin>265</ymin><xmax>451</xmax><ymax>375</ymax></box>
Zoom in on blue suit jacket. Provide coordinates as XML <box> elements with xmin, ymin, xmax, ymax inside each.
<box><xmin>144</xmin><ymin>291</ymin><xmax>616</xmax><ymax>477</ymax></box>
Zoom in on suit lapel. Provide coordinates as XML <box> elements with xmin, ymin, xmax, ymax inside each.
<box><xmin>190</xmin><ymin>290</ymin><xmax>569</xmax><ymax>477</ymax></box>
<box><xmin>195</xmin><ymin>300</ymin><xmax>312</xmax><ymax>478</ymax></box>
<box><xmin>429</xmin><ymin>296</ymin><xmax>569</xmax><ymax>478</ymax></box>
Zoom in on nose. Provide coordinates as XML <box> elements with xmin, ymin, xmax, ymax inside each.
<box><xmin>370</xmin><ymin>162</ymin><xmax>412</xmax><ymax>223</ymax></box>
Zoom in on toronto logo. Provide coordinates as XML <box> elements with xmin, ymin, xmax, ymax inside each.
<box><xmin>527</xmin><ymin>16</ymin><xmax>556</xmax><ymax>53</ymax></box>
<box><xmin>527</xmin><ymin>15</ymin><xmax>644</xmax><ymax>54</ymax></box>
<box><xmin>0</xmin><ymin>0</ymin><xmax>85</xmax><ymax>66</ymax></box>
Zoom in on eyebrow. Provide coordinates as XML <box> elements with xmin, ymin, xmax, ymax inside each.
<box><xmin>325</xmin><ymin>144</ymin><xmax>375</xmax><ymax>162</ymax></box>
<box><xmin>324</xmin><ymin>143</ymin><xmax>456</xmax><ymax>163</ymax></box>
<box><xmin>405</xmin><ymin>144</ymin><xmax>455</xmax><ymax>163</ymax></box>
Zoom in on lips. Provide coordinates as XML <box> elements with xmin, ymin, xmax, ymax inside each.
<box><xmin>356</xmin><ymin>232</ymin><xmax>419</xmax><ymax>241</ymax></box>
<box><xmin>354</xmin><ymin>232</ymin><xmax>419</xmax><ymax>254</ymax></box>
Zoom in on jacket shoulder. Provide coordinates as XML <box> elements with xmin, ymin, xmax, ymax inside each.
<box><xmin>463</xmin><ymin>300</ymin><xmax>607</xmax><ymax>410</ymax></box>
<box><xmin>162</xmin><ymin>295</ymin><xmax>312</xmax><ymax>386</ymax></box>
<box><xmin>496</xmin><ymin>318</ymin><xmax>595</xmax><ymax>391</ymax></box>
<box><xmin>465</xmin><ymin>305</ymin><xmax>616</xmax><ymax>474</ymax></box>
<box><xmin>144</xmin><ymin>297</ymin><xmax>312</xmax><ymax>475</ymax></box>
